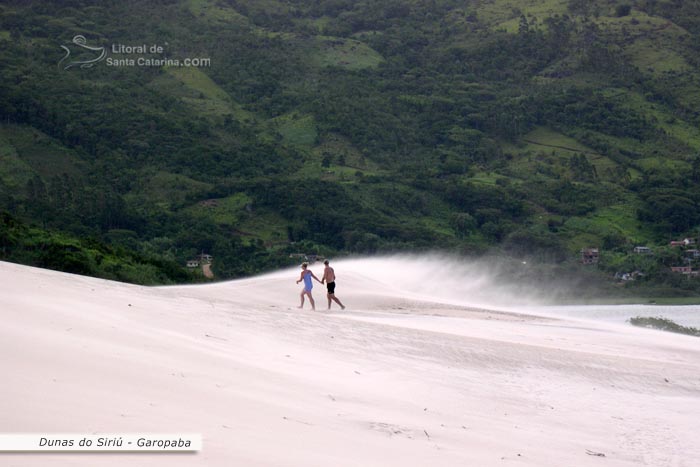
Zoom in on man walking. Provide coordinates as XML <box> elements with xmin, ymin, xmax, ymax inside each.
<box><xmin>321</xmin><ymin>259</ymin><xmax>345</xmax><ymax>310</ymax></box>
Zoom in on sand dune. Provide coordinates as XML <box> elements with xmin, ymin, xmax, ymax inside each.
<box><xmin>1</xmin><ymin>258</ymin><xmax>700</xmax><ymax>466</ymax></box>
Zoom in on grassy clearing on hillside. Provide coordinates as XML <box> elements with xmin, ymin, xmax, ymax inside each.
<box><xmin>595</xmin><ymin>9</ymin><xmax>692</xmax><ymax>77</ymax></box>
<box><xmin>183</xmin><ymin>193</ymin><xmax>252</xmax><ymax>226</ymax></box>
<box><xmin>294</xmin><ymin>158</ymin><xmax>368</xmax><ymax>181</ymax></box>
<box><xmin>523</xmin><ymin>127</ymin><xmax>599</xmax><ymax>155</ymax></box>
<box><xmin>636</xmin><ymin>157</ymin><xmax>688</xmax><ymax>171</ymax></box>
<box><xmin>534</xmin><ymin>71</ymin><xmax>611</xmax><ymax>88</ymax></box>
<box><xmin>617</xmin><ymin>91</ymin><xmax>700</xmax><ymax>150</ymax></box>
<box><xmin>186</xmin><ymin>0</ymin><xmax>249</xmax><ymax>24</ymax></box>
<box><xmin>0</xmin><ymin>134</ymin><xmax>33</xmax><ymax>190</ymax></box>
<box><xmin>562</xmin><ymin>201</ymin><xmax>655</xmax><ymax>251</ymax></box>
<box><xmin>469</xmin><ymin>171</ymin><xmax>508</xmax><ymax>185</ymax></box>
<box><xmin>626</xmin><ymin>39</ymin><xmax>690</xmax><ymax>75</ymax></box>
<box><xmin>478</xmin><ymin>0</ymin><xmax>567</xmax><ymax>31</ymax></box>
<box><xmin>289</xmin><ymin>15</ymin><xmax>333</xmax><ymax>34</ymax></box>
<box><xmin>149</xmin><ymin>67</ymin><xmax>253</xmax><ymax>123</ymax></box>
<box><xmin>237</xmin><ymin>0</ymin><xmax>290</xmax><ymax>16</ymax></box>
<box><xmin>294</xmin><ymin>131</ymin><xmax>381</xmax><ymax>180</ymax></box>
<box><xmin>587</xmin><ymin>154</ymin><xmax>620</xmax><ymax>179</ymax></box>
<box><xmin>309</xmin><ymin>15</ymin><xmax>332</xmax><ymax>32</ymax></box>
<box><xmin>0</xmin><ymin>125</ymin><xmax>86</xmax><ymax>181</ymax></box>
<box><xmin>582</xmin><ymin>203</ymin><xmax>654</xmax><ymax>243</ymax></box>
<box><xmin>236</xmin><ymin>209</ymin><xmax>289</xmax><ymax>245</ymax></box>
<box><xmin>130</xmin><ymin>171</ymin><xmax>212</xmax><ymax>208</ymax></box>
<box><xmin>594</xmin><ymin>8</ymin><xmax>689</xmax><ymax>42</ymax></box>
<box><xmin>579</xmin><ymin>129</ymin><xmax>678</xmax><ymax>162</ymax></box>
<box><xmin>564</xmin><ymin>231</ymin><xmax>601</xmax><ymax>253</ymax></box>
<box><xmin>270</xmin><ymin>113</ymin><xmax>317</xmax><ymax>147</ymax></box>
<box><xmin>508</xmin><ymin>127</ymin><xmax>620</xmax><ymax>181</ymax></box>
<box><xmin>672</xmin><ymin>82</ymin><xmax>700</xmax><ymax>112</ymax></box>
<box><xmin>349</xmin><ymin>180</ymin><xmax>453</xmax><ymax>226</ymax></box>
<box><xmin>313</xmin><ymin>134</ymin><xmax>379</xmax><ymax>171</ymax></box>
<box><xmin>413</xmin><ymin>214</ymin><xmax>457</xmax><ymax>238</ymax></box>
<box><xmin>165</xmin><ymin>67</ymin><xmax>253</xmax><ymax>121</ymax></box>
<box><xmin>307</xmin><ymin>36</ymin><xmax>384</xmax><ymax>70</ymax></box>
<box><xmin>503</xmin><ymin>153</ymin><xmax>558</xmax><ymax>181</ymax></box>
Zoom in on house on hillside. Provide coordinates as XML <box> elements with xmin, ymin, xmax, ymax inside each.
<box><xmin>670</xmin><ymin>238</ymin><xmax>697</xmax><ymax>247</ymax></box>
<box><xmin>581</xmin><ymin>248</ymin><xmax>599</xmax><ymax>265</ymax></box>
<box><xmin>187</xmin><ymin>252</ymin><xmax>213</xmax><ymax>270</ymax></box>
<box><xmin>615</xmin><ymin>271</ymin><xmax>644</xmax><ymax>281</ymax></box>
<box><xmin>686</xmin><ymin>249</ymin><xmax>700</xmax><ymax>259</ymax></box>
<box><xmin>633</xmin><ymin>246</ymin><xmax>652</xmax><ymax>255</ymax></box>
<box><xmin>196</xmin><ymin>253</ymin><xmax>213</xmax><ymax>263</ymax></box>
<box><xmin>671</xmin><ymin>266</ymin><xmax>693</xmax><ymax>275</ymax></box>
<box><xmin>199</xmin><ymin>199</ymin><xmax>219</xmax><ymax>208</ymax></box>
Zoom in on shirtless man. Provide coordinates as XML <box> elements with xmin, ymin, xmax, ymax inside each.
<box><xmin>296</xmin><ymin>262</ymin><xmax>322</xmax><ymax>310</ymax></box>
<box><xmin>321</xmin><ymin>259</ymin><xmax>345</xmax><ymax>310</ymax></box>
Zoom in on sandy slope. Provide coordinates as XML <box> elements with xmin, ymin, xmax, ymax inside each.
<box><xmin>1</xmin><ymin>259</ymin><xmax>700</xmax><ymax>466</ymax></box>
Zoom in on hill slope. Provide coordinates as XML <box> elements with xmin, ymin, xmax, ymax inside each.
<box><xmin>2</xmin><ymin>1</ymin><xmax>700</xmax><ymax>292</ymax></box>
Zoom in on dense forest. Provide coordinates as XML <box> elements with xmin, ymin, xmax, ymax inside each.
<box><xmin>2</xmin><ymin>0</ymin><xmax>700</xmax><ymax>296</ymax></box>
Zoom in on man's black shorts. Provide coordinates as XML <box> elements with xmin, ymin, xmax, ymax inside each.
<box><xmin>326</xmin><ymin>281</ymin><xmax>336</xmax><ymax>294</ymax></box>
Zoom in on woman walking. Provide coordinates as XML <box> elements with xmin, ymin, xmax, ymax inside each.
<box><xmin>296</xmin><ymin>262</ymin><xmax>322</xmax><ymax>310</ymax></box>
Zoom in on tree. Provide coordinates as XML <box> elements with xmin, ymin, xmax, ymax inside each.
<box><xmin>638</xmin><ymin>192</ymin><xmax>699</xmax><ymax>234</ymax></box>
<box><xmin>321</xmin><ymin>153</ymin><xmax>332</xmax><ymax>168</ymax></box>
<box><xmin>518</xmin><ymin>15</ymin><xmax>529</xmax><ymax>34</ymax></box>
<box><xmin>615</xmin><ymin>5</ymin><xmax>632</xmax><ymax>17</ymax></box>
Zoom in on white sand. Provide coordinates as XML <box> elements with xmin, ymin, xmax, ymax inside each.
<box><xmin>1</xmin><ymin>259</ymin><xmax>700</xmax><ymax>466</ymax></box>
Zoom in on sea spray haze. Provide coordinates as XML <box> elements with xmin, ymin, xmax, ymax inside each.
<box><xmin>315</xmin><ymin>254</ymin><xmax>599</xmax><ymax>308</ymax></box>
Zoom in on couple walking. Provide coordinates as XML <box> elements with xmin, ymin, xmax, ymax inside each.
<box><xmin>296</xmin><ymin>260</ymin><xmax>345</xmax><ymax>311</ymax></box>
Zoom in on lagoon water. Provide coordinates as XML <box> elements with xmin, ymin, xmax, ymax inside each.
<box><xmin>523</xmin><ymin>304</ymin><xmax>700</xmax><ymax>328</ymax></box>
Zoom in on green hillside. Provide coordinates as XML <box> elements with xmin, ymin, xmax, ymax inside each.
<box><xmin>2</xmin><ymin>0</ymin><xmax>700</xmax><ymax>296</ymax></box>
